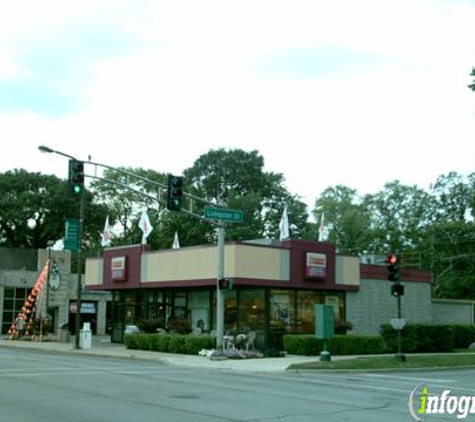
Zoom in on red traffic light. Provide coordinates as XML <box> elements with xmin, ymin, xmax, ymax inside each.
<box><xmin>388</xmin><ymin>254</ymin><xmax>397</xmax><ymax>265</ymax></box>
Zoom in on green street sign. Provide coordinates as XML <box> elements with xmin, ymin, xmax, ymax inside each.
<box><xmin>64</xmin><ymin>218</ymin><xmax>79</xmax><ymax>251</ymax></box>
<box><xmin>204</xmin><ymin>207</ymin><xmax>243</xmax><ymax>223</ymax></box>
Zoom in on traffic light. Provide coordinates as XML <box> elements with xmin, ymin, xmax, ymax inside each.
<box><xmin>167</xmin><ymin>174</ymin><xmax>183</xmax><ymax>211</ymax></box>
<box><xmin>219</xmin><ymin>278</ymin><xmax>233</xmax><ymax>290</ymax></box>
<box><xmin>387</xmin><ymin>254</ymin><xmax>400</xmax><ymax>282</ymax></box>
<box><xmin>391</xmin><ymin>284</ymin><xmax>404</xmax><ymax>297</ymax></box>
<box><xmin>68</xmin><ymin>159</ymin><xmax>84</xmax><ymax>196</ymax></box>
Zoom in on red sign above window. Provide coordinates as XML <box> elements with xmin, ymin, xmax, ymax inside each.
<box><xmin>305</xmin><ymin>252</ymin><xmax>327</xmax><ymax>279</ymax></box>
<box><xmin>111</xmin><ymin>256</ymin><xmax>127</xmax><ymax>282</ymax></box>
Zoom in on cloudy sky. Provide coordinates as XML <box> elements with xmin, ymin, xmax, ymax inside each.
<box><xmin>1</xmin><ymin>0</ymin><xmax>474</xmax><ymax>211</ymax></box>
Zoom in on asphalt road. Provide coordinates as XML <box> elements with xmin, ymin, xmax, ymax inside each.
<box><xmin>1</xmin><ymin>348</ymin><xmax>474</xmax><ymax>422</ymax></box>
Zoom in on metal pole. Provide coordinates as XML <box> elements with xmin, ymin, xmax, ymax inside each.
<box><xmin>216</xmin><ymin>224</ymin><xmax>225</xmax><ymax>350</ymax></box>
<box><xmin>395</xmin><ymin>292</ymin><xmax>406</xmax><ymax>361</ymax></box>
<box><xmin>45</xmin><ymin>244</ymin><xmax>52</xmax><ymax>330</ymax></box>
<box><xmin>74</xmin><ymin>191</ymin><xmax>85</xmax><ymax>349</ymax></box>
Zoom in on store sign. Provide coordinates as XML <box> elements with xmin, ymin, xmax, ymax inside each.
<box><xmin>70</xmin><ymin>301</ymin><xmax>96</xmax><ymax>314</ymax></box>
<box><xmin>305</xmin><ymin>252</ymin><xmax>327</xmax><ymax>279</ymax></box>
<box><xmin>111</xmin><ymin>256</ymin><xmax>127</xmax><ymax>281</ymax></box>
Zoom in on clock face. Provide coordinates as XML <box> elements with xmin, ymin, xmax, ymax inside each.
<box><xmin>49</xmin><ymin>262</ymin><xmax>61</xmax><ymax>291</ymax></box>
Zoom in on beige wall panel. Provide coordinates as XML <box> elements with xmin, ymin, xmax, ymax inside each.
<box><xmin>231</xmin><ymin>245</ymin><xmax>289</xmax><ymax>281</ymax></box>
<box><xmin>142</xmin><ymin>247</ymin><xmax>218</xmax><ymax>282</ymax></box>
<box><xmin>85</xmin><ymin>258</ymin><xmax>103</xmax><ymax>286</ymax></box>
<box><xmin>335</xmin><ymin>255</ymin><xmax>360</xmax><ymax>286</ymax></box>
<box><xmin>141</xmin><ymin>244</ymin><xmax>289</xmax><ymax>283</ymax></box>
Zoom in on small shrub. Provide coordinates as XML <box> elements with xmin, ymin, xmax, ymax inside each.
<box><xmin>168</xmin><ymin>334</ymin><xmax>186</xmax><ymax>354</ymax></box>
<box><xmin>185</xmin><ymin>335</ymin><xmax>216</xmax><ymax>355</ymax></box>
<box><xmin>283</xmin><ymin>334</ymin><xmax>385</xmax><ymax>356</ymax></box>
<box><xmin>380</xmin><ymin>323</ymin><xmax>467</xmax><ymax>353</ymax></box>
<box><xmin>155</xmin><ymin>334</ymin><xmax>171</xmax><ymax>352</ymax></box>
<box><xmin>283</xmin><ymin>335</ymin><xmax>322</xmax><ymax>356</ymax></box>
<box><xmin>124</xmin><ymin>333</ymin><xmax>139</xmax><ymax>349</ymax></box>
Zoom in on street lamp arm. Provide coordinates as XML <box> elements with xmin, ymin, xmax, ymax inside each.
<box><xmin>38</xmin><ymin>145</ymin><xmax>77</xmax><ymax>161</ymax></box>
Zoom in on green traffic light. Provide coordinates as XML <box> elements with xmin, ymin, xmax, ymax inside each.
<box><xmin>73</xmin><ymin>185</ymin><xmax>82</xmax><ymax>195</ymax></box>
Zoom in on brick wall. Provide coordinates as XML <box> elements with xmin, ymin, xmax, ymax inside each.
<box><xmin>346</xmin><ymin>279</ymin><xmax>432</xmax><ymax>335</ymax></box>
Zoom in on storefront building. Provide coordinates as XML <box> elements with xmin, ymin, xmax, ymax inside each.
<box><xmin>85</xmin><ymin>239</ymin><xmax>435</xmax><ymax>351</ymax></box>
<box><xmin>0</xmin><ymin>247</ymin><xmax>111</xmax><ymax>336</ymax></box>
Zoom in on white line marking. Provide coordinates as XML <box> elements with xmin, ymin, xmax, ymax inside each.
<box><xmin>364</xmin><ymin>374</ymin><xmax>456</xmax><ymax>383</ymax></box>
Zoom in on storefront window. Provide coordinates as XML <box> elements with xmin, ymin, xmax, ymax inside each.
<box><xmin>296</xmin><ymin>291</ymin><xmax>322</xmax><ymax>334</ymax></box>
<box><xmin>224</xmin><ymin>290</ymin><xmax>237</xmax><ymax>334</ymax></box>
<box><xmin>188</xmin><ymin>290</ymin><xmax>211</xmax><ymax>332</ymax></box>
<box><xmin>269</xmin><ymin>290</ymin><xmax>295</xmax><ymax>334</ymax></box>
<box><xmin>324</xmin><ymin>294</ymin><xmax>345</xmax><ymax>322</ymax></box>
<box><xmin>2</xmin><ymin>287</ymin><xmax>33</xmax><ymax>334</ymax></box>
<box><xmin>238</xmin><ymin>289</ymin><xmax>265</xmax><ymax>333</ymax></box>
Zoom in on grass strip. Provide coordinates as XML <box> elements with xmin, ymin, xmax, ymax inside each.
<box><xmin>288</xmin><ymin>353</ymin><xmax>475</xmax><ymax>370</ymax></box>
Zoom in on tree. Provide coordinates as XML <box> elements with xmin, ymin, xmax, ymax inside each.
<box><xmin>362</xmin><ymin>181</ymin><xmax>437</xmax><ymax>253</ymax></box>
<box><xmin>430</xmin><ymin>172</ymin><xmax>473</xmax><ymax>223</ymax></box>
<box><xmin>0</xmin><ymin>169</ymin><xmax>107</xmax><ymax>249</ymax></box>
<box><xmin>184</xmin><ymin>148</ymin><xmax>311</xmax><ymax>241</ymax></box>
<box><xmin>314</xmin><ymin>185</ymin><xmax>371</xmax><ymax>254</ymax></box>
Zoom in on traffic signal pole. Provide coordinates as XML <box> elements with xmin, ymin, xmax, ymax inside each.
<box><xmin>74</xmin><ymin>189</ymin><xmax>85</xmax><ymax>349</ymax></box>
<box><xmin>39</xmin><ymin>145</ymin><xmax>231</xmax><ymax>352</ymax></box>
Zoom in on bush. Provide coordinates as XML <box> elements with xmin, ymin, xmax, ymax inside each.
<box><xmin>283</xmin><ymin>335</ymin><xmax>322</xmax><ymax>356</ymax></box>
<box><xmin>124</xmin><ymin>333</ymin><xmax>139</xmax><ymax>349</ymax></box>
<box><xmin>184</xmin><ymin>335</ymin><xmax>216</xmax><ymax>355</ymax></box>
<box><xmin>283</xmin><ymin>334</ymin><xmax>385</xmax><ymax>356</ymax></box>
<box><xmin>380</xmin><ymin>323</ymin><xmax>471</xmax><ymax>353</ymax></box>
<box><xmin>450</xmin><ymin>325</ymin><xmax>475</xmax><ymax>349</ymax></box>
<box><xmin>154</xmin><ymin>334</ymin><xmax>171</xmax><ymax>352</ymax></box>
<box><xmin>168</xmin><ymin>334</ymin><xmax>187</xmax><ymax>354</ymax></box>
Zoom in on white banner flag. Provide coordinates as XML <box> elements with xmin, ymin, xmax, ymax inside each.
<box><xmin>279</xmin><ymin>206</ymin><xmax>290</xmax><ymax>241</ymax></box>
<box><xmin>100</xmin><ymin>215</ymin><xmax>113</xmax><ymax>247</ymax></box>
<box><xmin>138</xmin><ymin>210</ymin><xmax>153</xmax><ymax>244</ymax></box>
<box><xmin>318</xmin><ymin>211</ymin><xmax>325</xmax><ymax>242</ymax></box>
<box><xmin>172</xmin><ymin>231</ymin><xmax>180</xmax><ymax>250</ymax></box>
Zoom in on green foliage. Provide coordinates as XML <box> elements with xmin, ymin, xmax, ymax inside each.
<box><xmin>380</xmin><ymin>324</ymin><xmax>474</xmax><ymax>353</ymax></box>
<box><xmin>283</xmin><ymin>335</ymin><xmax>322</xmax><ymax>355</ymax></box>
<box><xmin>184</xmin><ymin>335</ymin><xmax>216</xmax><ymax>355</ymax></box>
<box><xmin>329</xmin><ymin>335</ymin><xmax>385</xmax><ymax>355</ymax></box>
<box><xmin>167</xmin><ymin>334</ymin><xmax>187</xmax><ymax>353</ymax></box>
<box><xmin>283</xmin><ymin>334</ymin><xmax>385</xmax><ymax>356</ymax></box>
<box><xmin>124</xmin><ymin>333</ymin><xmax>139</xmax><ymax>349</ymax></box>
<box><xmin>124</xmin><ymin>333</ymin><xmax>216</xmax><ymax>354</ymax></box>
<box><xmin>0</xmin><ymin>169</ymin><xmax>107</xmax><ymax>249</ymax></box>
<box><xmin>154</xmin><ymin>334</ymin><xmax>171</xmax><ymax>352</ymax></box>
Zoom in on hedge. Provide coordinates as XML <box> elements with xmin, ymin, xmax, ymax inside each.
<box><xmin>124</xmin><ymin>333</ymin><xmax>216</xmax><ymax>354</ymax></box>
<box><xmin>380</xmin><ymin>324</ymin><xmax>475</xmax><ymax>353</ymax></box>
<box><xmin>283</xmin><ymin>334</ymin><xmax>385</xmax><ymax>356</ymax></box>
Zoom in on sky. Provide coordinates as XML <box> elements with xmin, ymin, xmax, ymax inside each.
<box><xmin>1</xmin><ymin>0</ymin><xmax>474</xmax><ymax>213</ymax></box>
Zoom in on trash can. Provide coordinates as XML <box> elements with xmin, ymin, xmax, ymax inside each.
<box><xmin>80</xmin><ymin>322</ymin><xmax>92</xmax><ymax>349</ymax></box>
<box><xmin>59</xmin><ymin>323</ymin><xmax>71</xmax><ymax>343</ymax></box>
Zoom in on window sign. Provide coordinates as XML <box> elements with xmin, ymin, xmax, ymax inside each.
<box><xmin>70</xmin><ymin>301</ymin><xmax>97</xmax><ymax>314</ymax></box>
<box><xmin>306</xmin><ymin>252</ymin><xmax>327</xmax><ymax>279</ymax></box>
<box><xmin>111</xmin><ymin>256</ymin><xmax>127</xmax><ymax>281</ymax></box>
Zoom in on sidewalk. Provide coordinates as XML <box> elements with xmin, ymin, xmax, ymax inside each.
<box><xmin>0</xmin><ymin>335</ymin><xmax>322</xmax><ymax>372</ymax></box>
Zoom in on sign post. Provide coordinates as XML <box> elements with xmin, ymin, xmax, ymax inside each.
<box><xmin>204</xmin><ymin>207</ymin><xmax>243</xmax><ymax>351</ymax></box>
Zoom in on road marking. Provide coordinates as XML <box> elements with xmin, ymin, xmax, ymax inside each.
<box><xmin>363</xmin><ymin>374</ymin><xmax>456</xmax><ymax>383</ymax></box>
